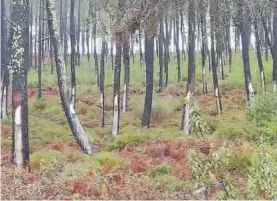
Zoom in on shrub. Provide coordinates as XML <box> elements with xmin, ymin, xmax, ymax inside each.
<box><xmin>148</xmin><ymin>164</ymin><xmax>172</xmax><ymax>177</ymax></box>
<box><xmin>247</xmin><ymin>91</ymin><xmax>277</xmax><ymax>126</ymax></box>
<box><xmin>30</xmin><ymin>150</ymin><xmax>63</xmax><ymax>168</ymax></box>
<box><xmin>93</xmin><ymin>152</ymin><xmax>125</xmax><ymax>168</ymax></box>
<box><xmin>246</xmin><ymin>151</ymin><xmax>277</xmax><ymax>199</ymax></box>
<box><xmin>153</xmin><ymin>175</ymin><xmax>187</xmax><ymax>192</ymax></box>
<box><xmin>213</xmin><ymin>122</ymin><xmax>263</xmax><ymax>144</ymax></box>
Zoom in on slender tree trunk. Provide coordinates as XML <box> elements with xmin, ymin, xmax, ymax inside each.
<box><xmin>38</xmin><ymin>0</ymin><xmax>43</xmax><ymax>99</ymax></box>
<box><xmin>141</xmin><ymin>3</ymin><xmax>156</xmax><ymax>128</ymax></box>
<box><xmin>164</xmin><ymin>15</ymin><xmax>169</xmax><ymax>86</ymax></box>
<box><xmin>82</xmin><ymin>22</ymin><xmax>85</xmax><ymax>56</ymax></box>
<box><xmin>1</xmin><ymin>0</ymin><xmax>10</xmax><ymax>120</ymax></box>
<box><xmin>50</xmin><ymin>43</ymin><xmax>54</xmax><ymax>74</ymax></box>
<box><xmin>273</xmin><ymin>10</ymin><xmax>277</xmax><ymax>91</ymax></box>
<box><xmin>239</xmin><ymin>3</ymin><xmax>254</xmax><ymax>103</ymax></box>
<box><xmin>180</xmin><ymin>10</ymin><xmax>186</xmax><ymax>61</ymax></box>
<box><xmin>200</xmin><ymin>1</ymin><xmax>208</xmax><ymax>94</ymax></box>
<box><xmin>92</xmin><ymin>7</ymin><xmax>99</xmax><ymax>87</ymax></box>
<box><xmin>254</xmin><ymin>17</ymin><xmax>266</xmax><ymax>90</ymax></box>
<box><xmin>112</xmin><ymin>34</ymin><xmax>122</xmax><ymax>135</ymax></box>
<box><xmin>63</xmin><ymin>0</ymin><xmax>68</xmax><ymax>65</ymax></box>
<box><xmin>34</xmin><ymin>13</ymin><xmax>38</xmax><ymax>69</ymax></box>
<box><xmin>70</xmin><ymin>0</ymin><xmax>76</xmax><ymax>109</ymax></box>
<box><xmin>76</xmin><ymin>0</ymin><xmax>81</xmax><ymax>66</ymax></box>
<box><xmin>122</xmin><ymin>33</ymin><xmax>130</xmax><ymax>113</ymax></box>
<box><xmin>46</xmin><ymin>0</ymin><xmax>96</xmax><ymax>155</ymax></box>
<box><xmin>110</xmin><ymin>36</ymin><xmax>114</xmax><ymax>70</ymax></box>
<box><xmin>86</xmin><ymin>2</ymin><xmax>92</xmax><ymax>62</ymax></box>
<box><xmin>130</xmin><ymin>34</ymin><xmax>135</xmax><ymax>64</ymax></box>
<box><xmin>29</xmin><ymin>3</ymin><xmax>33</xmax><ymax>69</ymax></box>
<box><xmin>181</xmin><ymin>0</ymin><xmax>196</xmax><ymax>134</ymax></box>
<box><xmin>158</xmin><ymin>18</ymin><xmax>164</xmax><ymax>92</ymax></box>
<box><xmin>11</xmin><ymin>0</ymin><xmax>30</xmax><ymax>167</ymax></box>
<box><xmin>139</xmin><ymin>27</ymin><xmax>144</xmax><ymax>68</ymax></box>
<box><xmin>175</xmin><ymin>11</ymin><xmax>181</xmax><ymax>82</ymax></box>
<box><xmin>210</xmin><ymin>0</ymin><xmax>222</xmax><ymax>115</ymax></box>
<box><xmin>99</xmin><ymin>40</ymin><xmax>105</xmax><ymax>127</ymax></box>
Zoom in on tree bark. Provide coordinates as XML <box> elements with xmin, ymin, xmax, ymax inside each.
<box><xmin>11</xmin><ymin>0</ymin><xmax>30</xmax><ymax>167</ymax></box>
<box><xmin>76</xmin><ymin>0</ymin><xmax>81</xmax><ymax>66</ymax></box>
<box><xmin>63</xmin><ymin>0</ymin><xmax>68</xmax><ymax>65</ymax></box>
<box><xmin>46</xmin><ymin>0</ymin><xmax>96</xmax><ymax>155</ymax></box>
<box><xmin>175</xmin><ymin>12</ymin><xmax>181</xmax><ymax>83</ymax></box>
<box><xmin>273</xmin><ymin>10</ymin><xmax>277</xmax><ymax>91</ymax></box>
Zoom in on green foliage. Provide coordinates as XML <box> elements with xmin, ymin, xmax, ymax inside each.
<box><xmin>153</xmin><ymin>175</ymin><xmax>187</xmax><ymax>192</ymax></box>
<box><xmin>189</xmin><ymin>105</ymin><xmax>210</xmax><ymax>137</ymax></box>
<box><xmin>30</xmin><ymin>150</ymin><xmax>63</xmax><ymax>168</ymax></box>
<box><xmin>213</xmin><ymin>122</ymin><xmax>262</xmax><ymax>143</ymax></box>
<box><xmin>148</xmin><ymin>164</ymin><xmax>172</xmax><ymax>177</ymax></box>
<box><xmin>246</xmin><ymin>151</ymin><xmax>277</xmax><ymax>199</ymax></box>
<box><xmin>247</xmin><ymin>91</ymin><xmax>277</xmax><ymax>126</ymax></box>
<box><xmin>93</xmin><ymin>152</ymin><xmax>125</xmax><ymax>168</ymax></box>
<box><xmin>188</xmin><ymin>145</ymin><xmax>240</xmax><ymax>199</ymax></box>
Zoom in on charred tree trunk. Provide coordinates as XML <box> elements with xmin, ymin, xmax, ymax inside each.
<box><xmin>11</xmin><ymin>0</ymin><xmax>30</xmax><ymax>167</ymax></box>
<box><xmin>141</xmin><ymin>2</ymin><xmax>156</xmax><ymax>128</ymax></box>
<box><xmin>180</xmin><ymin>10</ymin><xmax>186</xmax><ymax>61</ymax></box>
<box><xmin>46</xmin><ymin>0</ymin><xmax>96</xmax><ymax>155</ymax></box>
<box><xmin>92</xmin><ymin>7</ymin><xmax>99</xmax><ymax>87</ymax></box>
<box><xmin>122</xmin><ymin>33</ymin><xmax>130</xmax><ymax>113</ymax></box>
<box><xmin>175</xmin><ymin>11</ymin><xmax>181</xmax><ymax>83</ymax></box>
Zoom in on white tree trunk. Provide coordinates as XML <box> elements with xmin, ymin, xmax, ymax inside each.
<box><xmin>112</xmin><ymin>94</ymin><xmax>119</xmax><ymax>136</ymax></box>
<box><xmin>1</xmin><ymin>86</ymin><xmax>8</xmax><ymax>119</ymax></box>
<box><xmin>215</xmin><ymin>87</ymin><xmax>221</xmax><ymax>115</ymax></box>
<box><xmin>182</xmin><ymin>91</ymin><xmax>191</xmax><ymax>135</ymax></box>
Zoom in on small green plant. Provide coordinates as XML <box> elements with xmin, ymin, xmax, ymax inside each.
<box><xmin>246</xmin><ymin>151</ymin><xmax>277</xmax><ymax>199</ymax></box>
<box><xmin>148</xmin><ymin>164</ymin><xmax>172</xmax><ymax>177</ymax></box>
<box><xmin>93</xmin><ymin>152</ymin><xmax>124</xmax><ymax>168</ymax></box>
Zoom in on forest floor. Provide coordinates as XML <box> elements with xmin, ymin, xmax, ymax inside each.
<box><xmin>1</xmin><ymin>54</ymin><xmax>277</xmax><ymax>199</ymax></box>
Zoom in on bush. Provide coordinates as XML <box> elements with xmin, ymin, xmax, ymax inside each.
<box><xmin>247</xmin><ymin>91</ymin><xmax>277</xmax><ymax>126</ymax></box>
<box><xmin>30</xmin><ymin>150</ymin><xmax>63</xmax><ymax>168</ymax></box>
<box><xmin>153</xmin><ymin>175</ymin><xmax>187</xmax><ymax>192</ymax></box>
<box><xmin>148</xmin><ymin>164</ymin><xmax>172</xmax><ymax>177</ymax></box>
<box><xmin>93</xmin><ymin>152</ymin><xmax>125</xmax><ymax>168</ymax></box>
<box><xmin>213</xmin><ymin>122</ymin><xmax>263</xmax><ymax>144</ymax></box>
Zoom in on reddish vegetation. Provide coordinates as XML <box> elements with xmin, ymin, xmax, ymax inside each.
<box><xmin>81</xmin><ymin>96</ymin><xmax>98</xmax><ymax>106</ymax></box>
<box><xmin>1</xmin><ymin>124</ymin><xmax>11</xmax><ymax>136</ymax></box>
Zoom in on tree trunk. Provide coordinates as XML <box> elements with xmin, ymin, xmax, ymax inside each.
<box><xmin>1</xmin><ymin>0</ymin><xmax>10</xmax><ymax>120</ymax></box>
<box><xmin>92</xmin><ymin>7</ymin><xmax>99</xmax><ymax>87</ymax></box>
<box><xmin>200</xmin><ymin>1</ymin><xmax>208</xmax><ymax>94</ymax></box>
<box><xmin>63</xmin><ymin>0</ymin><xmax>68</xmax><ymax>65</ymax></box>
<box><xmin>29</xmin><ymin>3</ymin><xmax>33</xmax><ymax>69</ymax></box>
<box><xmin>141</xmin><ymin>3</ymin><xmax>156</xmax><ymax>128</ymax></box>
<box><xmin>158</xmin><ymin>18</ymin><xmax>164</xmax><ymax>92</ymax></box>
<box><xmin>164</xmin><ymin>15</ymin><xmax>169</xmax><ymax>86</ymax></box>
<box><xmin>210</xmin><ymin>0</ymin><xmax>222</xmax><ymax>115</ymax></box>
<box><xmin>82</xmin><ymin>22</ymin><xmax>85</xmax><ymax>56</ymax></box>
<box><xmin>46</xmin><ymin>0</ymin><xmax>96</xmax><ymax>155</ymax></box>
<box><xmin>273</xmin><ymin>10</ymin><xmax>277</xmax><ymax>91</ymax></box>
<box><xmin>70</xmin><ymin>0</ymin><xmax>76</xmax><ymax>109</ymax></box>
<box><xmin>11</xmin><ymin>0</ymin><xmax>30</xmax><ymax>167</ymax></box>
<box><xmin>99</xmin><ymin>40</ymin><xmax>105</xmax><ymax>127</ymax></box>
<box><xmin>175</xmin><ymin>11</ymin><xmax>181</xmax><ymax>83</ymax></box>
<box><xmin>122</xmin><ymin>32</ymin><xmax>130</xmax><ymax>113</ymax></box>
<box><xmin>50</xmin><ymin>43</ymin><xmax>54</xmax><ymax>74</ymax></box>
<box><xmin>130</xmin><ymin>34</ymin><xmax>135</xmax><ymax>64</ymax></box>
<box><xmin>180</xmin><ymin>10</ymin><xmax>186</xmax><ymax>61</ymax></box>
<box><xmin>34</xmin><ymin>13</ymin><xmax>38</xmax><ymax>69</ymax></box>
<box><xmin>254</xmin><ymin>17</ymin><xmax>266</xmax><ymax>90</ymax></box>
<box><xmin>112</xmin><ymin>34</ymin><xmax>122</xmax><ymax>135</ymax></box>
<box><xmin>239</xmin><ymin>3</ymin><xmax>254</xmax><ymax>103</ymax></box>
<box><xmin>38</xmin><ymin>0</ymin><xmax>43</xmax><ymax>99</ymax></box>
<box><xmin>76</xmin><ymin>0</ymin><xmax>81</xmax><ymax>66</ymax></box>
<box><xmin>139</xmin><ymin>27</ymin><xmax>144</xmax><ymax>68</ymax></box>
<box><xmin>110</xmin><ymin>36</ymin><xmax>114</xmax><ymax>70</ymax></box>
<box><xmin>181</xmin><ymin>0</ymin><xmax>196</xmax><ymax>134</ymax></box>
